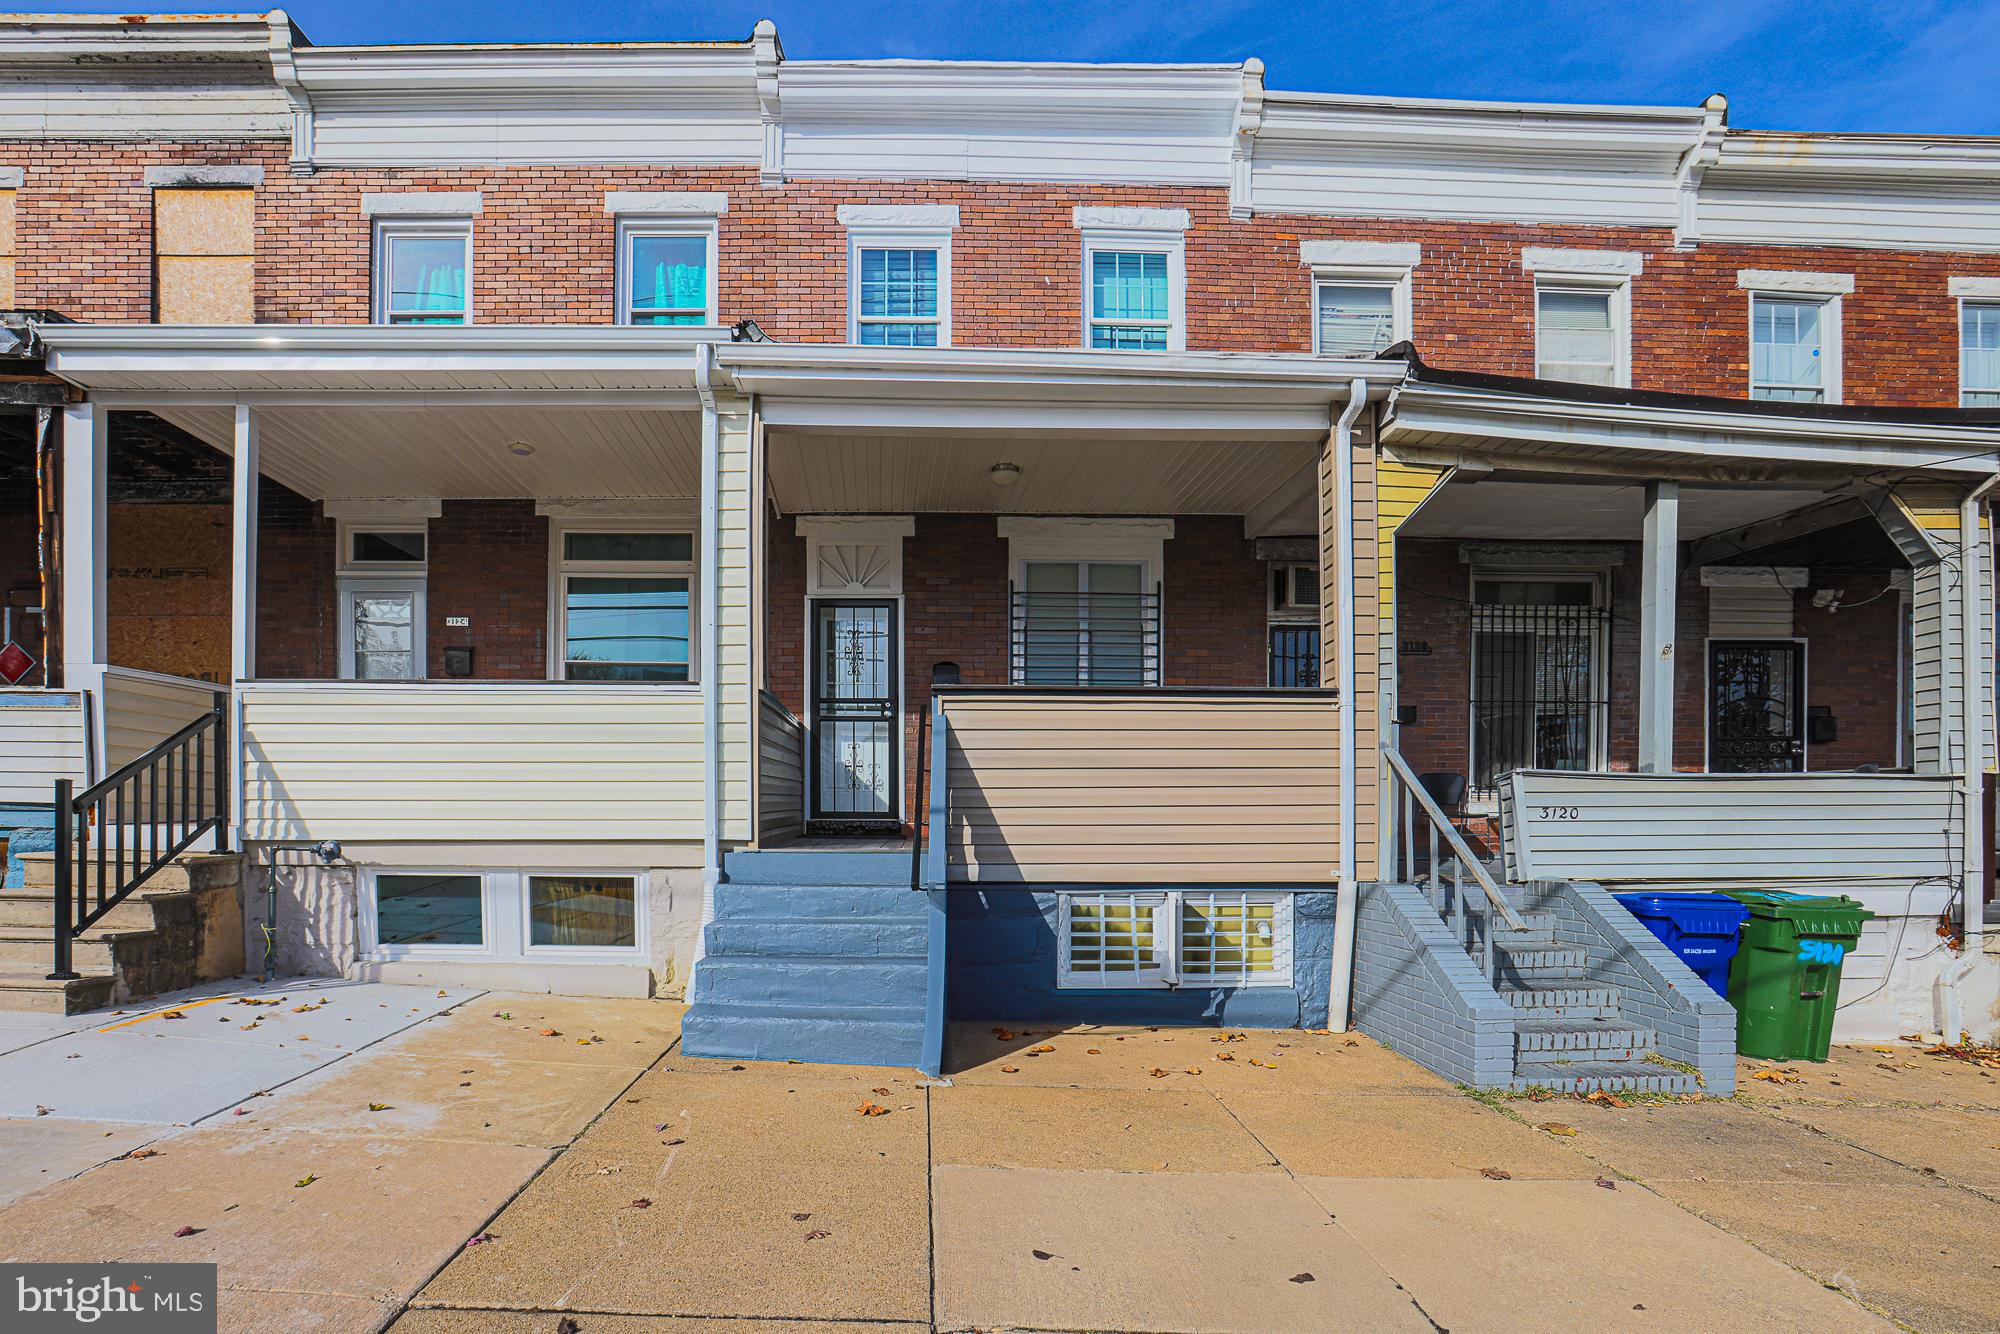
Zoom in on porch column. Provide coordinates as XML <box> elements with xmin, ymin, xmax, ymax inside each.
<box><xmin>229</xmin><ymin>404</ymin><xmax>259</xmax><ymax>684</ymax></box>
<box><xmin>1637</xmin><ymin>480</ymin><xmax>1679</xmax><ymax>773</ymax></box>
<box><xmin>58</xmin><ymin>401</ymin><xmax>107</xmax><ymax>680</ymax></box>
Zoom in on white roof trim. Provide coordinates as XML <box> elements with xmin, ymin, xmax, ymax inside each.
<box><xmin>1736</xmin><ymin>269</ymin><xmax>1854</xmax><ymax>296</ymax></box>
<box><xmin>836</xmin><ymin>203</ymin><xmax>960</xmax><ymax>229</ymax></box>
<box><xmin>362</xmin><ymin>191</ymin><xmax>484</xmax><ymax>217</ymax></box>
<box><xmin>1950</xmin><ymin>276</ymin><xmax>2000</xmax><ymax>299</ymax></box>
<box><xmin>1300</xmin><ymin>240</ymin><xmax>1421</xmax><ymax>270</ymax></box>
<box><xmin>1522</xmin><ymin>247</ymin><xmax>1644</xmax><ymax>277</ymax></box>
<box><xmin>1072</xmin><ymin>205</ymin><xmax>1190</xmax><ymax>233</ymax></box>
<box><xmin>145</xmin><ymin>164</ymin><xmax>264</xmax><ymax>189</ymax></box>
<box><xmin>604</xmin><ymin>191</ymin><xmax>729</xmax><ymax>217</ymax></box>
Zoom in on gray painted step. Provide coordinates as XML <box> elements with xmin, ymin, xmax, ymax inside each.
<box><xmin>1510</xmin><ymin>1060</ymin><xmax>1703</xmax><ymax>1096</ymax></box>
<box><xmin>1498</xmin><ymin>985</ymin><xmax>1621</xmax><ymax>1019</ymax></box>
<box><xmin>681</xmin><ymin>1000</ymin><xmax>924</xmax><ymax>1069</ymax></box>
<box><xmin>1488</xmin><ymin>943</ymin><xmax>1591</xmax><ymax>974</ymax></box>
<box><xmin>704</xmin><ymin>917</ymin><xmax>928</xmax><ymax>958</ymax></box>
<box><xmin>1513</xmin><ymin>1019</ymin><xmax>1653</xmax><ymax>1058</ymax></box>
<box><xmin>694</xmin><ymin>956</ymin><xmax>926</xmax><ymax>1008</ymax></box>
<box><xmin>723</xmin><ymin>850</ymin><xmax>910</xmax><ymax>887</ymax></box>
<box><xmin>713</xmin><ymin>885</ymin><xmax>924</xmax><ymax>920</ymax></box>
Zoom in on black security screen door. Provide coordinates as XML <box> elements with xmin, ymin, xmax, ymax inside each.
<box><xmin>811</xmin><ymin>601</ymin><xmax>899</xmax><ymax>821</ymax></box>
<box><xmin>1709</xmin><ymin>640</ymin><xmax>1805</xmax><ymax>773</ymax></box>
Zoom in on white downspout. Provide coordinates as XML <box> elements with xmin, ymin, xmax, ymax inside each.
<box><xmin>1958</xmin><ymin>478</ymin><xmax>1996</xmax><ymax>960</ymax></box>
<box><xmin>1326</xmin><ymin>379</ymin><xmax>1370</xmax><ymax>1031</ymax></box>
<box><xmin>689</xmin><ymin>343</ymin><xmax>722</xmax><ymax>1003</ymax></box>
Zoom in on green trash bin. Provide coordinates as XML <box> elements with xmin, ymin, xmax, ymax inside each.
<box><xmin>1719</xmin><ymin>890</ymin><xmax>1872</xmax><ymax>1062</ymax></box>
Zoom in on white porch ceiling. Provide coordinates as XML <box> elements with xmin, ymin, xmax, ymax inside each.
<box><xmin>151</xmin><ymin>404</ymin><xmax>701</xmax><ymax>501</ymax></box>
<box><xmin>765</xmin><ymin>430</ymin><xmax>1318</xmax><ymax>519</ymax></box>
<box><xmin>1400</xmin><ymin>477</ymin><xmax>1838</xmax><ymax>541</ymax></box>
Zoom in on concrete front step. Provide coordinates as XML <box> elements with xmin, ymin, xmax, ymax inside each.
<box><xmin>0</xmin><ymin>929</ymin><xmax>134</xmax><ymax>972</ymax></box>
<box><xmin>1510</xmin><ymin>1059</ymin><xmax>1704</xmax><ymax>1096</ymax></box>
<box><xmin>1487</xmin><ymin>944</ymin><xmax>1591</xmax><ymax>975</ymax></box>
<box><xmin>1498</xmin><ymin>985</ymin><xmax>1621</xmax><ymax>1020</ymax></box>
<box><xmin>722</xmin><ymin>849</ymin><xmax>910</xmax><ymax>887</ymax></box>
<box><xmin>18</xmin><ymin>850</ymin><xmax>241</xmax><ymax>895</ymax></box>
<box><xmin>0</xmin><ymin>892</ymin><xmax>158</xmax><ymax>933</ymax></box>
<box><xmin>693</xmin><ymin>955</ymin><xmax>927</xmax><ymax>1009</ymax></box>
<box><xmin>681</xmin><ymin>999</ymin><xmax>926</xmax><ymax>1068</ymax></box>
<box><xmin>713</xmin><ymin>884</ymin><xmax>926</xmax><ymax>921</ymax></box>
<box><xmin>1513</xmin><ymin>1019</ymin><xmax>1653</xmax><ymax>1059</ymax></box>
<box><xmin>0</xmin><ymin>964</ymin><xmax>115</xmax><ymax>1015</ymax></box>
<box><xmin>704</xmin><ymin>917</ymin><xmax>928</xmax><ymax>958</ymax></box>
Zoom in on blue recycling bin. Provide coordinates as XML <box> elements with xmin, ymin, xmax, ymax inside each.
<box><xmin>1612</xmin><ymin>892</ymin><xmax>1751</xmax><ymax>998</ymax></box>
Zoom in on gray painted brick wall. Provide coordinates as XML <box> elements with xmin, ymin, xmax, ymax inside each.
<box><xmin>1352</xmin><ymin>881</ymin><xmax>1516</xmax><ymax>1087</ymax></box>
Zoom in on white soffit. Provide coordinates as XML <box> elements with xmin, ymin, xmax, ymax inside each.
<box><xmin>1737</xmin><ymin>269</ymin><xmax>1854</xmax><ymax>295</ymax></box>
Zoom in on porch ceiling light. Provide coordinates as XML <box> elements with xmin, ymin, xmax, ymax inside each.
<box><xmin>508</xmin><ymin>441</ymin><xmax>536</xmax><ymax>457</ymax></box>
<box><xmin>989</xmin><ymin>462</ymin><xmax>1022</xmax><ymax>487</ymax></box>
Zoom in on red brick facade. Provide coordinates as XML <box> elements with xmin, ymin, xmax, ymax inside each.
<box><xmin>7</xmin><ymin>142</ymin><xmax>2000</xmax><ymax>405</ymax></box>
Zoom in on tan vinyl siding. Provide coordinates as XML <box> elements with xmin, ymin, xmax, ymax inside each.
<box><xmin>1500</xmin><ymin>770</ymin><xmax>1961</xmax><ymax>887</ymax></box>
<box><xmin>153</xmin><ymin>187</ymin><xmax>253</xmax><ymax>324</ymax></box>
<box><xmin>0</xmin><ymin>690</ymin><xmax>84</xmax><ymax>803</ymax></box>
<box><xmin>717</xmin><ymin>394</ymin><xmax>755</xmax><ymax>841</ymax></box>
<box><xmin>757</xmin><ymin>690</ymin><xmax>805</xmax><ymax>845</ymax></box>
<box><xmin>238</xmin><ymin>683</ymin><xmax>705</xmax><ymax>842</ymax></box>
<box><xmin>939</xmin><ymin>691</ymin><xmax>1338</xmax><ymax>884</ymax></box>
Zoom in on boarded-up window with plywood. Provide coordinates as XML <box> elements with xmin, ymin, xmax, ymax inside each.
<box><xmin>154</xmin><ymin>188</ymin><xmax>253</xmax><ymax>324</ymax></box>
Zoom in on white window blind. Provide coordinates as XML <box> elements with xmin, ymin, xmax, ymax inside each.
<box><xmin>1751</xmin><ymin>296</ymin><xmax>1827</xmax><ymax>402</ymax></box>
<box><xmin>1964</xmin><ymin>302</ymin><xmax>2000</xmax><ymax>407</ymax></box>
<box><xmin>1317</xmin><ymin>283</ymin><xmax>1396</xmax><ymax>356</ymax></box>
<box><xmin>1536</xmin><ymin>288</ymin><xmax>1616</xmax><ymax>386</ymax></box>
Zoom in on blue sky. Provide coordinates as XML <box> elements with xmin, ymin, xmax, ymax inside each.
<box><xmin>36</xmin><ymin>0</ymin><xmax>2000</xmax><ymax>134</ymax></box>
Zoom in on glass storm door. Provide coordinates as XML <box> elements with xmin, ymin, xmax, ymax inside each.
<box><xmin>339</xmin><ymin>580</ymin><xmax>425</xmax><ymax>680</ymax></box>
<box><xmin>812</xmin><ymin>601</ymin><xmax>898</xmax><ymax>821</ymax></box>
<box><xmin>1708</xmin><ymin>640</ymin><xmax>1805</xmax><ymax>773</ymax></box>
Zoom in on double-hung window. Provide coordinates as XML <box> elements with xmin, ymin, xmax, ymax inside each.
<box><xmin>1535</xmin><ymin>286</ymin><xmax>1622</xmax><ymax>386</ymax></box>
<box><xmin>374</xmin><ymin>219</ymin><xmax>471</xmax><ymax>325</ymax></box>
<box><xmin>1058</xmin><ymin>890</ymin><xmax>1294</xmax><ymax>989</ymax></box>
<box><xmin>1077</xmin><ymin>210</ymin><xmax>1188</xmax><ymax>352</ymax></box>
<box><xmin>554</xmin><ymin>528</ymin><xmax>695</xmax><ymax>682</ymax></box>
<box><xmin>1963</xmin><ymin>301</ymin><xmax>2000</xmax><ymax>407</ymax></box>
<box><xmin>853</xmin><ymin>245</ymin><xmax>944</xmax><ymax>346</ymax></box>
<box><xmin>620</xmin><ymin>224</ymin><xmax>714</xmax><ymax>325</ymax></box>
<box><xmin>1751</xmin><ymin>296</ymin><xmax>1831</xmax><ymax>402</ymax></box>
<box><xmin>1304</xmin><ymin>242</ymin><xmax>1420</xmax><ymax>359</ymax></box>
<box><xmin>1316</xmin><ymin>283</ymin><xmax>1399</xmax><ymax>357</ymax></box>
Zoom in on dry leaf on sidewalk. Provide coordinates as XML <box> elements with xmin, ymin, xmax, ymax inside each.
<box><xmin>1289</xmin><ymin>1273</ymin><xmax>1315</xmax><ymax>1283</ymax></box>
<box><xmin>294</xmin><ymin>1174</ymin><xmax>317</xmax><ymax>1188</ymax></box>
<box><xmin>1213</xmin><ymin>1052</ymin><xmax>1235</xmax><ymax>1062</ymax></box>
<box><xmin>1479</xmin><ymin>1167</ymin><xmax>1512</xmax><ymax>1180</ymax></box>
<box><xmin>1031</xmin><ymin>1044</ymin><xmax>1055</xmax><ymax>1053</ymax></box>
<box><xmin>804</xmin><ymin>1229</ymin><xmax>831</xmax><ymax>1241</ymax></box>
<box><xmin>367</xmin><ymin>1103</ymin><xmax>391</xmax><ymax>1112</ymax></box>
<box><xmin>857</xmin><ymin>1102</ymin><xmax>890</xmax><ymax>1116</ymax></box>
<box><xmin>1595</xmin><ymin>1177</ymin><xmax>1618</xmax><ymax>1190</ymax></box>
<box><xmin>1149</xmin><ymin>1068</ymin><xmax>1170</xmax><ymax>1078</ymax></box>
<box><xmin>122</xmin><ymin>1149</ymin><xmax>159</xmax><ymax>1161</ymax></box>
<box><xmin>173</xmin><ymin>1225</ymin><xmax>201</xmax><ymax>1238</ymax></box>
<box><xmin>539</xmin><ymin>1029</ymin><xmax>561</xmax><ymax>1037</ymax></box>
<box><xmin>1000</xmin><ymin>1065</ymin><xmax>1019</xmax><ymax>1073</ymax></box>
<box><xmin>1086</xmin><ymin>1048</ymin><xmax>1102</xmax><ymax>1055</ymax></box>
<box><xmin>556</xmin><ymin>1318</ymin><xmax>578</xmax><ymax>1334</ymax></box>
<box><xmin>628</xmin><ymin>1198</ymin><xmax>653</xmax><ymax>1209</ymax></box>
<box><xmin>1537</xmin><ymin>1123</ymin><xmax>1577</xmax><ymax>1137</ymax></box>
<box><xmin>1751</xmin><ymin>1068</ymin><xmax>1804</xmax><ymax>1084</ymax></box>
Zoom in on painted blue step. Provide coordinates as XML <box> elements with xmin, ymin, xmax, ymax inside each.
<box><xmin>713</xmin><ymin>884</ymin><xmax>924</xmax><ymax>921</ymax></box>
<box><xmin>1498</xmin><ymin>984</ymin><xmax>1621</xmax><ymax>1019</ymax></box>
<box><xmin>695</xmin><ymin>955</ymin><xmax>927</xmax><ymax>1008</ymax></box>
<box><xmin>681</xmin><ymin>1000</ymin><xmax>925</xmax><ymax>1068</ymax></box>
<box><xmin>1514</xmin><ymin>1019</ymin><xmax>1653</xmax><ymax>1058</ymax></box>
<box><xmin>723</xmin><ymin>849</ymin><xmax>911</xmax><ymax>887</ymax></box>
<box><xmin>1510</xmin><ymin>1059</ymin><xmax>1702</xmax><ymax>1096</ymax></box>
<box><xmin>704</xmin><ymin>916</ymin><xmax>929</xmax><ymax>959</ymax></box>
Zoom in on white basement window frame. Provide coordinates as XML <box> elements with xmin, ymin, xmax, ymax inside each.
<box><xmin>617</xmin><ymin>218</ymin><xmax>718</xmax><ymax>326</ymax></box>
<box><xmin>360</xmin><ymin>867</ymin><xmax>649</xmax><ymax>965</ymax></box>
<box><xmin>1057</xmin><ymin>890</ymin><xmax>1295</xmax><ymax>990</ymax></box>
<box><xmin>373</xmin><ymin>217</ymin><xmax>473</xmax><ymax>325</ymax></box>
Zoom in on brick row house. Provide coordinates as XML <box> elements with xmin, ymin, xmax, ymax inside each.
<box><xmin>1</xmin><ymin>12</ymin><xmax>1998</xmax><ymax>1089</ymax></box>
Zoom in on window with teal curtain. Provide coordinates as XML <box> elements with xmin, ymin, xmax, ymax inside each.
<box><xmin>626</xmin><ymin>233</ymin><xmax>709</xmax><ymax>325</ymax></box>
<box><xmin>381</xmin><ymin>230</ymin><xmax>469</xmax><ymax>324</ymax></box>
<box><xmin>1089</xmin><ymin>250</ymin><xmax>1169</xmax><ymax>350</ymax></box>
<box><xmin>855</xmin><ymin>247</ymin><xmax>939</xmax><ymax>346</ymax></box>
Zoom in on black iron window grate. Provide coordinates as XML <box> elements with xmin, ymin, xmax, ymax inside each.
<box><xmin>1269</xmin><ymin>624</ymin><xmax>1321</xmax><ymax>688</ymax></box>
<box><xmin>1010</xmin><ymin>584</ymin><xmax>1162</xmax><ymax>687</ymax></box>
<box><xmin>1469</xmin><ymin>603</ymin><xmax>1609</xmax><ymax>798</ymax></box>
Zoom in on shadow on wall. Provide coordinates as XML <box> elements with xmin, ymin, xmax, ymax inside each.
<box><xmin>943</xmin><ymin>886</ymin><xmax>1336</xmax><ymax>1062</ymax></box>
<box><xmin>244</xmin><ymin>850</ymin><xmax>358</xmax><ymax>979</ymax></box>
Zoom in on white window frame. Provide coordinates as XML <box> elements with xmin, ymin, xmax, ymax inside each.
<box><xmin>616</xmin><ymin>218</ymin><xmax>717</xmax><ymax>326</ymax></box>
<box><xmin>1312</xmin><ymin>270</ymin><xmax>1413</xmax><ymax>357</ymax></box>
<box><xmin>1467</xmin><ymin>567</ymin><xmax>1612</xmax><ymax>802</ymax></box>
<box><xmin>373</xmin><ymin>217</ymin><xmax>473</xmax><ymax>325</ymax></box>
<box><xmin>1739</xmin><ymin>272</ymin><xmax>1850</xmax><ymax>405</ymax></box>
<box><xmin>335</xmin><ymin>518</ymin><xmax>429</xmax><ymax>575</ymax></box>
<box><xmin>1056</xmin><ymin>890</ymin><xmax>1295</xmax><ymax>990</ymax></box>
<box><xmin>1532</xmin><ymin>275</ymin><xmax>1631</xmax><ymax>388</ymax></box>
<box><xmin>1000</xmin><ymin>517</ymin><xmax>1170</xmax><ymax>687</ymax></box>
<box><xmin>1270</xmin><ymin>562</ymin><xmax>1319</xmax><ymax>618</ymax></box>
<box><xmin>547</xmin><ymin>517</ymin><xmax>699</xmax><ymax>683</ymax></box>
<box><xmin>359</xmin><ymin>867</ymin><xmax>650</xmax><ymax>966</ymax></box>
<box><xmin>1960</xmin><ymin>297</ymin><xmax>2000</xmax><ymax>407</ymax></box>
<box><xmin>1080</xmin><ymin>229</ymin><xmax>1186</xmax><ymax>353</ymax></box>
<box><xmin>846</xmin><ymin>228</ymin><xmax>952</xmax><ymax>347</ymax></box>
<box><xmin>337</xmin><ymin>576</ymin><xmax>427</xmax><ymax>682</ymax></box>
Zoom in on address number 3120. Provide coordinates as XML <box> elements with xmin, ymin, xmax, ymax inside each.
<box><xmin>1535</xmin><ymin>806</ymin><xmax>1580</xmax><ymax>820</ymax></box>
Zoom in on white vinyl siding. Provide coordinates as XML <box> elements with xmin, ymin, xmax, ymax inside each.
<box><xmin>1058</xmin><ymin>889</ymin><xmax>1293</xmax><ymax>989</ymax></box>
<box><xmin>1963</xmin><ymin>301</ymin><xmax>2000</xmax><ymax>407</ymax></box>
<box><xmin>0</xmin><ymin>691</ymin><xmax>84</xmax><ymax>803</ymax></box>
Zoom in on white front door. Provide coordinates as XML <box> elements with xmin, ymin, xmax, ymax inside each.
<box><xmin>338</xmin><ymin>578</ymin><xmax>427</xmax><ymax>680</ymax></box>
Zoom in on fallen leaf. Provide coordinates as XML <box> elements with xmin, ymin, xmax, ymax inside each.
<box><xmin>173</xmin><ymin>1225</ymin><xmax>201</xmax><ymax>1238</ymax></box>
<box><xmin>628</xmin><ymin>1198</ymin><xmax>653</xmax><ymax>1209</ymax></box>
<box><xmin>556</xmin><ymin>1318</ymin><xmax>579</xmax><ymax>1334</ymax></box>
<box><xmin>231</xmin><ymin>1108</ymin><xmax>250</xmax><ymax>1118</ymax></box>
<box><xmin>539</xmin><ymin>1029</ymin><xmax>561</xmax><ymax>1037</ymax></box>
<box><xmin>791</xmin><ymin>1212</ymin><xmax>812</xmax><ymax>1221</ymax></box>
<box><xmin>294</xmin><ymin>1174</ymin><xmax>318</xmax><ymax>1189</ymax></box>
<box><xmin>1213</xmin><ymin>1052</ymin><xmax>1235</xmax><ymax>1062</ymax></box>
<box><xmin>1289</xmin><ymin>1272</ymin><xmax>1316</xmax><ymax>1284</ymax></box>
<box><xmin>1086</xmin><ymin>1048</ymin><xmax>1102</xmax><ymax>1055</ymax></box>
<box><xmin>1585</xmin><ymin>1089</ymin><xmax>1629</xmax><ymax>1109</ymax></box>
<box><xmin>655</xmin><ymin>1123</ymin><xmax>669</xmax><ymax>1132</ymax></box>
<box><xmin>992</xmin><ymin>1028</ymin><xmax>1018</xmax><ymax>1041</ymax></box>
<box><xmin>999</xmin><ymin>1065</ymin><xmax>1020</xmax><ymax>1074</ymax></box>
<box><xmin>1479</xmin><ymin>1167</ymin><xmax>1512</xmax><ymax>1180</ymax></box>
<box><xmin>34</xmin><ymin>1105</ymin><xmax>50</xmax><ymax>1117</ymax></box>
<box><xmin>122</xmin><ymin>1149</ymin><xmax>159</xmax><ymax>1161</ymax></box>
<box><xmin>161</xmin><ymin>1011</ymin><xmax>185</xmax><ymax>1021</ymax></box>
<box><xmin>1537</xmin><ymin>1123</ymin><xmax>1578</xmax><ymax>1138</ymax></box>
<box><xmin>1032</xmin><ymin>1249</ymin><xmax>1058</xmax><ymax>1261</ymax></box>
<box><xmin>1185</xmin><ymin>1067</ymin><xmax>1202</xmax><ymax>1076</ymax></box>
<box><xmin>804</xmin><ymin>1229</ymin><xmax>831</xmax><ymax>1241</ymax></box>
<box><xmin>1751</xmin><ymin>1069</ymin><xmax>1804</xmax><ymax>1085</ymax></box>
<box><xmin>1149</xmin><ymin>1067</ymin><xmax>1170</xmax><ymax>1078</ymax></box>
<box><xmin>366</xmin><ymin>1103</ymin><xmax>391</xmax><ymax>1112</ymax></box>
<box><xmin>1343</xmin><ymin>1038</ymin><xmax>1360</xmax><ymax>1047</ymax></box>
<box><xmin>872</xmin><ymin>1086</ymin><xmax>891</xmax><ymax>1095</ymax></box>
<box><xmin>1030</xmin><ymin>1044</ymin><xmax>1055</xmax><ymax>1053</ymax></box>
<box><xmin>857</xmin><ymin>1102</ymin><xmax>890</xmax><ymax>1117</ymax></box>
<box><xmin>1596</xmin><ymin>1177</ymin><xmax>1618</xmax><ymax>1190</ymax></box>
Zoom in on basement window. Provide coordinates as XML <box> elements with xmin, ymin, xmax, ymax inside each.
<box><xmin>1057</xmin><ymin>890</ymin><xmax>1293</xmax><ymax>989</ymax></box>
<box><xmin>362</xmin><ymin>867</ymin><xmax>647</xmax><ymax>963</ymax></box>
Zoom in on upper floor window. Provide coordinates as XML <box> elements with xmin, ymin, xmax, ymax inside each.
<box><xmin>1075</xmin><ymin>209</ymin><xmax>1188</xmax><ymax>353</ymax></box>
<box><xmin>1303</xmin><ymin>242</ymin><xmax>1421</xmax><ymax>359</ymax></box>
<box><xmin>1316</xmin><ymin>284</ymin><xmax>1397</xmax><ymax>356</ymax></box>
<box><xmin>853</xmin><ymin>244</ymin><xmax>944</xmax><ymax>346</ymax></box>
<box><xmin>1535</xmin><ymin>285</ymin><xmax>1623</xmax><ymax>387</ymax></box>
<box><xmin>375</xmin><ymin>219</ymin><xmax>471</xmax><ymax>325</ymax></box>
<box><xmin>620</xmin><ymin>224</ymin><xmax>713</xmax><ymax>325</ymax></box>
<box><xmin>1750</xmin><ymin>295</ymin><xmax>1833</xmax><ymax>403</ymax></box>
<box><xmin>1963</xmin><ymin>301</ymin><xmax>2000</xmax><ymax>407</ymax></box>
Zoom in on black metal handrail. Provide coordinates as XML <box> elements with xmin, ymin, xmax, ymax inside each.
<box><xmin>48</xmin><ymin>690</ymin><xmax>228</xmax><ymax>981</ymax></box>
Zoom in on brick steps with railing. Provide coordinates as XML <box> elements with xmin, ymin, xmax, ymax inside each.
<box><xmin>0</xmin><ymin>850</ymin><xmax>242</xmax><ymax>1015</ymax></box>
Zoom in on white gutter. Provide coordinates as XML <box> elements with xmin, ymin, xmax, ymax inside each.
<box><xmin>690</xmin><ymin>342</ymin><xmax>722</xmax><ymax>1003</ymax></box>
<box><xmin>1960</xmin><ymin>477</ymin><xmax>1997</xmax><ymax>960</ymax></box>
<box><xmin>1326</xmin><ymin>378</ymin><xmax>1370</xmax><ymax>1031</ymax></box>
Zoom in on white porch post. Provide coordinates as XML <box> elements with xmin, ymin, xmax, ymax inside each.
<box><xmin>229</xmin><ymin>404</ymin><xmax>259</xmax><ymax>847</ymax></box>
<box><xmin>1958</xmin><ymin>487</ymin><xmax>1989</xmax><ymax>954</ymax></box>
<box><xmin>1638</xmin><ymin>480</ymin><xmax>1680</xmax><ymax>774</ymax></box>
<box><xmin>59</xmin><ymin>402</ymin><xmax>107</xmax><ymax>681</ymax></box>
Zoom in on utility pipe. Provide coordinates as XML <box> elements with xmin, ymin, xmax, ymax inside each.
<box><xmin>690</xmin><ymin>343</ymin><xmax>722</xmax><ymax>1003</ymax></box>
<box><xmin>1326</xmin><ymin>378</ymin><xmax>1370</xmax><ymax>1031</ymax></box>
